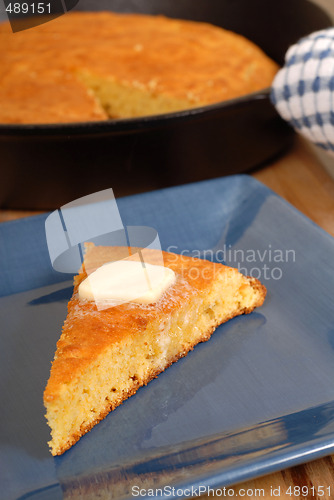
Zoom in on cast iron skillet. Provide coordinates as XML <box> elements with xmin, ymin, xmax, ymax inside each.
<box><xmin>0</xmin><ymin>0</ymin><xmax>332</xmax><ymax>209</ymax></box>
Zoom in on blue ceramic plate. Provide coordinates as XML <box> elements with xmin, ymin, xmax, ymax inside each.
<box><xmin>1</xmin><ymin>175</ymin><xmax>334</xmax><ymax>500</ymax></box>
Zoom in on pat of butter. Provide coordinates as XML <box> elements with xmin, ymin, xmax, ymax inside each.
<box><xmin>78</xmin><ymin>260</ymin><xmax>176</xmax><ymax>305</ymax></box>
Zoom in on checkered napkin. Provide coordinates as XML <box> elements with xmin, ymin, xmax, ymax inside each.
<box><xmin>271</xmin><ymin>28</ymin><xmax>334</xmax><ymax>156</ymax></box>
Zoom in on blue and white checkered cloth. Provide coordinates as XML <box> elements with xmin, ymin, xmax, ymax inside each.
<box><xmin>271</xmin><ymin>28</ymin><xmax>334</xmax><ymax>155</ymax></box>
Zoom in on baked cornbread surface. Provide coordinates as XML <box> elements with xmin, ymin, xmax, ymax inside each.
<box><xmin>44</xmin><ymin>244</ymin><xmax>266</xmax><ymax>456</ymax></box>
<box><xmin>0</xmin><ymin>11</ymin><xmax>279</xmax><ymax>124</ymax></box>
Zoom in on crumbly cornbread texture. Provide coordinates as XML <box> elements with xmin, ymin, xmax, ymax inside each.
<box><xmin>44</xmin><ymin>245</ymin><xmax>266</xmax><ymax>455</ymax></box>
<box><xmin>0</xmin><ymin>11</ymin><xmax>278</xmax><ymax>124</ymax></box>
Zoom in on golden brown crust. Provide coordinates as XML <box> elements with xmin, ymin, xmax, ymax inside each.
<box><xmin>0</xmin><ymin>11</ymin><xmax>278</xmax><ymax>124</ymax></box>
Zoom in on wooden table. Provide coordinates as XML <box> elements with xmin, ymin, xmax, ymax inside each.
<box><xmin>1</xmin><ymin>135</ymin><xmax>334</xmax><ymax>498</ymax></box>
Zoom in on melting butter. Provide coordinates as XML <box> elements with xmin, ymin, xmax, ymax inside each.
<box><xmin>78</xmin><ymin>260</ymin><xmax>175</xmax><ymax>305</ymax></box>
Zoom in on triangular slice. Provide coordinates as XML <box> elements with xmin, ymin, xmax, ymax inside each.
<box><xmin>44</xmin><ymin>244</ymin><xmax>266</xmax><ymax>455</ymax></box>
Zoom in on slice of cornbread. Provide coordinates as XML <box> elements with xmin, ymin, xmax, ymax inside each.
<box><xmin>44</xmin><ymin>245</ymin><xmax>266</xmax><ymax>455</ymax></box>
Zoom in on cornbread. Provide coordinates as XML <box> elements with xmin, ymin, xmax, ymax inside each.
<box><xmin>0</xmin><ymin>11</ymin><xmax>279</xmax><ymax>124</ymax></box>
<box><xmin>44</xmin><ymin>244</ymin><xmax>266</xmax><ymax>456</ymax></box>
